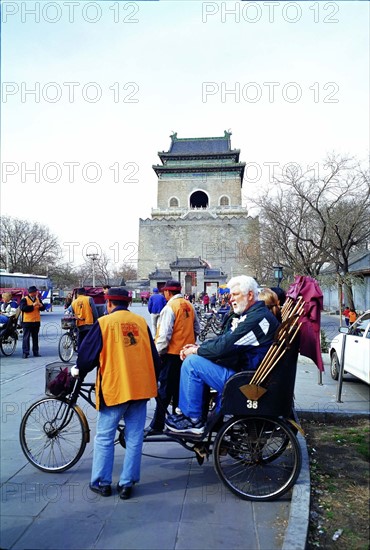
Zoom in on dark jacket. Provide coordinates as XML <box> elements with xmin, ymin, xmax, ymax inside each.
<box><xmin>198</xmin><ymin>300</ymin><xmax>279</xmax><ymax>372</ymax></box>
<box><xmin>148</xmin><ymin>293</ymin><xmax>167</xmax><ymax>314</ymax></box>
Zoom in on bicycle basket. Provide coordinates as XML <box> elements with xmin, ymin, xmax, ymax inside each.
<box><xmin>61</xmin><ymin>317</ymin><xmax>75</xmax><ymax>330</ymax></box>
<box><xmin>45</xmin><ymin>362</ymin><xmax>75</xmax><ymax>397</ymax></box>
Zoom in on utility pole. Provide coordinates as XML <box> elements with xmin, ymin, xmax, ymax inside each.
<box><xmin>86</xmin><ymin>253</ymin><xmax>99</xmax><ymax>287</ymax></box>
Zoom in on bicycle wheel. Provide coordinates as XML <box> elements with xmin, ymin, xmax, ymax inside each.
<box><xmin>20</xmin><ymin>397</ymin><xmax>88</xmax><ymax>472</ymax></box>
<box><xmin>0</xmin><ymin>334</ymin><xmax>17</xmax><ymax>356</ymax></box>
<box><xmin>58</xmin><ymin>333</ymin><xmax>74</xmax><ymax>362</ymax></box>
<box><xmin>213</xmin><ymin>416</ymin><xmax>301</xmax><ymax>501</ymax></box>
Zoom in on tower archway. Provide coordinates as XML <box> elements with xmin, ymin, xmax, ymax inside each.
<box><xmin>190</xmin><ymin>190</ymin><xmax>208</xmax><ymax>208</ymax></box>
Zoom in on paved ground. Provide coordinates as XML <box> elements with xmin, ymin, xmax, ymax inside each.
<box><xmin>0</xmin><ymin>305</ymin><xmax>368</xmax><ymax>550</ymax></box>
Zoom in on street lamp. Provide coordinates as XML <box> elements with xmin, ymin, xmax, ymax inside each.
<box><xmin>273</xmin><ymin>265</ymin><xmax>283</xmax><ymax>287</ymax></box>
<box><xmin>86</xmin><ymin>253</ymin><xmax>99</xmax><ymax>287</ymax></box>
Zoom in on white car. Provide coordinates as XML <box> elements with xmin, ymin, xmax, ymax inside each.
<box><xmin>329</xmin><ymin>310</ymin><xmax>370</xmax><ymax>385</ymax></box>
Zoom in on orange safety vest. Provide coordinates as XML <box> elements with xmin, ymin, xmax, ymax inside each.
<box><xmin>95</xmin><ymin>309</ymin><xmax>157</xmax><ymax>410</ymax></box>
<box><xmin>157</xmin><ymin>297</ymin><xmax>196</xmax><ymax>355</ymax></box>
<box><xmin>72</xmin><ymin>295</ymin><xmax>94</xmax><ymax>327</ymax></box>
<box><xmin>22</xmin><ymin>296</ymin><xmax>41</xmax><ymax>323</ymax></box>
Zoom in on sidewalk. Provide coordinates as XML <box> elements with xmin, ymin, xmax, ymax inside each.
<box><xmin>0</xmin><ymin>306</ymin><xmax>369</xmax><ymax>550</ymax></box>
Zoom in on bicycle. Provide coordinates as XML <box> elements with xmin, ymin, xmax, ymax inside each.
<box><xmin>58</xmin><ymin>316</ymin><xmax>78</xmax><ymax>362</ymax></box>
<box><xmin>19</xmin><ymin>329</ymin><xmax>303</xmax><ymax>501</ymax></box>
<box><xmin>198</xmin><ymin>311</ymin><xmax>224</xmax><ymax>341</ymax></box>
<box><xmin>0</xmin><ymin>314</ymin><xmax>20</xmax><ymax>356</ymax></box>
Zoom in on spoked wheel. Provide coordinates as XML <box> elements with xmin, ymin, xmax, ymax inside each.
<box><xmin>213</xmin><ymin>416</ymin><xmax>301</xmax><ymax>501</ymax></box>
<box><xmin>0</xmin><ymin>333</ymin><xmax>17</xmax><ymax>356</ymax></box>
<box><xmin>20</xmin><ymin>397</ymin><xmax>88</xmax><ymax>472</ymax></box>
<box><xmin>58</xmin><ymin>333</ymin><xmax>75</xmax><ymax>363</ymax></box>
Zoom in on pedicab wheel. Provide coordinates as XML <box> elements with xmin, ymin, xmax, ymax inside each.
<box><xmin>20</xmin><ymin>397</ymin><xmax>88</xmax><ymax>472</ymax></box>
<box><xmin>0</xmin><ymin>334</ymin><xmax>17</xmax><ymax>356</ymax></box>
<box><xmin>213</xmin><ymin>416</ymin><xmax>301</xmax><ymax>501</ymax></box>
<box><xmin>58</xmin><ymin>333</ymin><xmax>74</xmax><ymax>363</ymax></box>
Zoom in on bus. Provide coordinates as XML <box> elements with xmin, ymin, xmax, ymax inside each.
<box><xmin>0</xmin><ymin>271</ymin><xmax>53</xmax><ymax>310</ymax></box>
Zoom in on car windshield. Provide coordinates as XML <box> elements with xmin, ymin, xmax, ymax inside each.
<box><xmin>349</xmin><ymin>312</ymin><xmax>370</xmax><ymax>337</ymax></box>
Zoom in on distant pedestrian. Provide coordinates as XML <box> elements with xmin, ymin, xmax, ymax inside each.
<box><xmin>103</xmin><ymin>285</ymin><xmax>111</xmax><ymax>314</ymax></box>
<box><xmin>64</xmin><ymin>293</ymin><xmax>73</xmax><ymax>309</ymax></box>
<box><xmin>147</xmin><ymin>288</ymin><xmax>166</xmax><ymax>336</ymax></box>
<box><xmin>349</xmin><ymin>308</ymin><xmax>357</xmax><ymax>325</ymax></box>
<box><xmin>19</xmin><ymin>286</ymin><xmax>45</xmax><ymax>358</ymax></box>
<box><xmin>203</xmin><ymin>292</ymin><xmax>210</xmax><ymax>312</ymax></box>
<box><xmin>70</xmin><ymin>288</ymin><xmax>98</xmax><ymax>349</ymax></box>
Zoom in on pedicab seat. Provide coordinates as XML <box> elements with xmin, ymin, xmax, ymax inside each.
<box><xmin>220</xmin><ymin>334</ymin><xmax>300</xmax><ymax>418</ymax></box>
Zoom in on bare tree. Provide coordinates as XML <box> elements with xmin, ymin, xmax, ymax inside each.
<box><xmin>111</xmin><ymin>263</ymin><xmax>138</xmax><ymax>285</ymax></box>
<box><xmin>255</xmin><ymin>190</ymin><xmax>328</xmax><ymax>278</ymax></box>
<box><xmin>0</xmin><ymin>216</ymin><xmax>60</xmax><ymax>274</ymax></box>
<box><xmin>77</xmin><ymin>252</ymin><xmax>112</xmax><ymax>286</ymax></box>
<box><xmin>93</xmin><ymin>253</ymin><xmax>111</xmax><ymax>285</ymax></box>
<box><xmin>251</xmin><ymin>155</ymin><xmax>370</xmax><ymax>306</ymax></box>
<box><xmin>48</xmin><ymin>263</ymin><xmax>81</xmax><ymax>290</ymax></box>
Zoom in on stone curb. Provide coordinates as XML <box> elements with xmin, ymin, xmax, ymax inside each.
<box><xmin>282</xmin><ymin>433</ymin><xmax>310</xmax><ymax>550</ymax></box>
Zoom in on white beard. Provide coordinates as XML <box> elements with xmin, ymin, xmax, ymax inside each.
<box><xmin>232</xmin><ymin>301</ymin><xmax>248</xmax><ymax>315</ymax></box>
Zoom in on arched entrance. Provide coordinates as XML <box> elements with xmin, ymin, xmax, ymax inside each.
<box><xmin>190</xmin><ymin>190</ymin><xmax>208</xmax><ymax>208</ymax></box>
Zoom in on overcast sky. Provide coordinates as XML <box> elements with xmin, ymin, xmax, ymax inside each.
<box><xmin>1</xmin><ymin>0</ymin><xmax>369</xmax><ymax>269</ymax></box>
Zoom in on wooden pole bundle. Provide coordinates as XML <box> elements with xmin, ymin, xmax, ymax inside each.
<box><xmin>250</xmin><ymin>297</ymin><xmax>305</xmax><ymax>387</ymax></box>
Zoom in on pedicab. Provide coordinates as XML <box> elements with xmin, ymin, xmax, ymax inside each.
<box><xmin>20</xmin><ymin>277</ymin><xmax>324</xmax><ymax>501</ymax></box>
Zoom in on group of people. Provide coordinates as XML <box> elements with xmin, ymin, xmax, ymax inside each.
<box><xmin>10</xmin><ymin>286</ymin><xmax>100</xmax><ymax>359</ymax></box>
<box><xmin>343</xmin><ymin>306</ymin><xmax>357</xmax><ymax>327</ymax></box>
<box><xmin>68</xmin><ymin>275</ymin><xmax>287</xmax><ymax>502</ymax></box>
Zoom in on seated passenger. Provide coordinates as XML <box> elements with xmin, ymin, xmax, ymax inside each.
<box><xmin>165</xmin><ymin>276</ymin><xmax>280</xmax><ymax>435</ymax></box>
<box><xmin>270</xmin><ymin>286</ymin><xmax>286</xmax><ymax>307</ymax></box>
<box><xmin>0</xmin><ymin>292</ymin><xmax>18</xmax><ymax>331</ymax></box>
<box><xmin>258</xmin><ymin>288</ymin><xmax>282</xmax><ymax>322</ymax></box>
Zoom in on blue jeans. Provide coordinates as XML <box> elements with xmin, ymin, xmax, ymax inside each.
<box><xmin>91</xmin><ymin>400</ymin><xmax>147</xmax><ymax>488</ymax></box>
<box><xmin>179</xmin><ymin>355</ymin><xmax>236</xmax><ymax>419</ymax></box>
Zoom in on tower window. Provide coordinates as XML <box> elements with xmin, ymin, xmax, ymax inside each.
<box><xmin>220</xmin><ymin>195</ymin><xmax>230</xmax><ymax>206</ymax></box>
<box><xmin>169</xmin><ymin>197</ymin><xmax>179</xmax><ymax>207</ymax></box>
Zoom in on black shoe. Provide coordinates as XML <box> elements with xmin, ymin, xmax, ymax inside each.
<box><xmin>144</xmin><ymin>427</ymin><xmax>163</xmax><ymax>437</ymax></box>
<box><xmin>33</xmin><ymin>353</ymin><xmax>41</xmax><ymax>357</ymax></box>
<box><xmin>89</xmin><ymin>483</ymin><xmax>112</xmax><ymax>497</ymax></box>
<box><xmin>117</xmin><ymin>483</ymin><xmax>132</xmax><ymax>500</ymax></box>
<box><xmin>22</xmin><ymin>353</ymin><xmax>29</xmax><ymax>359</ymax></box>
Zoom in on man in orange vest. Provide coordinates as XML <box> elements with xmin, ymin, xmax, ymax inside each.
<box><xmin>145</xmin><ymin>279</ymin><xmax>200</xmax><ymax>435</ymax></box>
<box><xmin>71</xmin><ymin>287</ymin><xmax>160</xmax><ymax>500</ymax></box>
<box><xmin>19</xmin><ymin>286</ymin><xmax>46</xmax><ymax>358</ymax></box>
<box><xmin>71</xmin><ymin>288</ymin><xmax>98</xmax><ymax>350</ymax></box>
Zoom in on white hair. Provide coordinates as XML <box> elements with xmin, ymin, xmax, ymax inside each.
<box><xmin>227</xmin><ymin>275</ymin><xmax>259</xmax><ymax>300</ymax></box>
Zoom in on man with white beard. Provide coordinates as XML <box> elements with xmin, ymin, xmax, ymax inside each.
<box><xmin>165</xmin><ymin>275</ymin><xmax>280</xmax><ymax>435</ymax></box>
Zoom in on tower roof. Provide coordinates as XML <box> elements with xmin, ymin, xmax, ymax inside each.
<box><xmin>168</xmin><ymin>131</ymin><xmax>232</xmax><ymax>155</ymax></box>
<box><xmin>154</xmin><ymin>130</ymin><xmax>245</xmax><ymax>183</ymax></box>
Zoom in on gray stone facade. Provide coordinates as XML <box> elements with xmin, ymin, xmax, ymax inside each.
<box><xmin>137</xmin><ymin>132</ymin><xmax>255</xmax><ymax>293</ymax></box>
